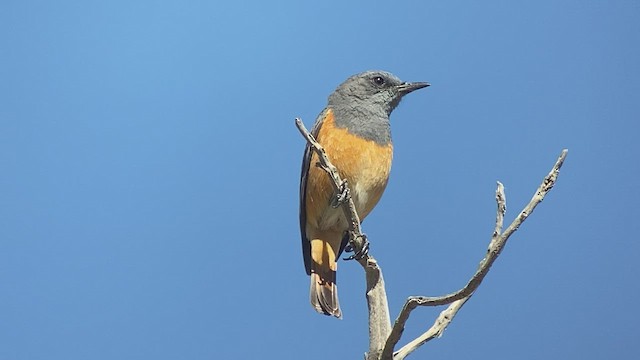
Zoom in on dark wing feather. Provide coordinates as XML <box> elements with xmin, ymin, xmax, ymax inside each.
<box><xmin>299</xmin><ymin>109</ymin><xmax>329</xmax><ymax>275</ymax></box>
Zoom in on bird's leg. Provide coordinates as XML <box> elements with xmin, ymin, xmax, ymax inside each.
<box><xmin>343</xmin><ymin>233</ymin><xmax>369</xmax><ymax>261</ymax></box>
<box><xmin>330</xmin><ymin>180</ymin><xmax>350</xmax><ymax>208</ymax></box>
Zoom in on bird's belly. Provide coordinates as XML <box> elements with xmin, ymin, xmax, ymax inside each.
<box><xmin>307</xmin><ymin>122</ymin><xmax>393</xmax><ymax>231</ymax></box>
<box><xmin>314</xmin><ymin>165</ymin><xmax>390</xmax><ymax>231</ymax></box>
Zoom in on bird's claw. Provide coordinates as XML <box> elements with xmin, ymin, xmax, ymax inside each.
<box><xmin>331</xmin><ymin>181</ymin><xmax>350</xmax><ymax>208</ymax></box>
<box><xmin>343</xmin><ymin>234</ymin><xmax>369</xmax><ymax>261</ymax></box>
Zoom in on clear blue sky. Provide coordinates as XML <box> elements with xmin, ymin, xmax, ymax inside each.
<box><xmin>1</xmin><ymin>1</ymin><xmax>638</xmax><ymax>359</ymax></box>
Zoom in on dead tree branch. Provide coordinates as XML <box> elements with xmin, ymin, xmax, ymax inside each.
<box><xmin>296</xmin><ymin>117</ymin><xmax>568</xmax><ymax>360</ymax></box>
<box><xmin>386</xmin><ymin>149</ymin><xmax>567</xmax><ymax>359</ymax></box>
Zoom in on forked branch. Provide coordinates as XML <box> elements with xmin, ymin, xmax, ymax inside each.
<box><xmin>385</xmin><ymin>149</ymin><xmax>567</xmax><ymax>359</ymax></box>
<box><xmin>296</xmin><ymin>117</ymin><xmax>567</xmax><ymax>360</ymax></box>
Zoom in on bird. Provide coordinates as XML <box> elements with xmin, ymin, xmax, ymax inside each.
<box><xmin>299</xmin><ymin>70</ymin><xmax>429</xmax><ymax>318</ymax></box>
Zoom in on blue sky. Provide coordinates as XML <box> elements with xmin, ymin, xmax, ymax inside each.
<box><xmin>1</xmin><ymin>1</ymin><xmax>638</xmax><ymax>359</ymax></box>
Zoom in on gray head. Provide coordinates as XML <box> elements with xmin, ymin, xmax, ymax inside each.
<box><xmin>328</xmin><ymin>70</ymin><xmax>429</xmax><ymax>144</ymax></box>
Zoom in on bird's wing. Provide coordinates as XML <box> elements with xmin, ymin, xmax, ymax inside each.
<box><xmin>300</xmin><ymin>108</ymin><xmax>330</xmax><ymax>275</ymax></box>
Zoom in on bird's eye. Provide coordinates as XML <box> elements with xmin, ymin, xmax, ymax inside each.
<box><xmin>372</xmin><ymin>76</ymin><xmax>385</xmax><ymax>86</ymax></box>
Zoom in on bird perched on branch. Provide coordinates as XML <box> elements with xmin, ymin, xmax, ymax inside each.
<box><xmin>299</xmin><ymin>71</ymin><xmax>429</xmax><ymax>318</ymax></box>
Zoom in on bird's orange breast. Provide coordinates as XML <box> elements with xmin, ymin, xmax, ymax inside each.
<box><xmin>305</xmin><ymin>109</ymin><xmax>393</xmax><ymax>232</ymax></box>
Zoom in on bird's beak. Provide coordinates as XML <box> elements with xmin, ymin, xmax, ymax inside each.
<box><xmin>397</xmin><ymin>81</ymin><xmax>430</xmax><ymax>94</ymax></box>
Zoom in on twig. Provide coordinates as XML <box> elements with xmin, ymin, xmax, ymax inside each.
<box><xmin>295</xmin><ymin>118</ymin><xmax>366</xmax><ymax>252</ymax></box>
<box><xmin>393</xmin><ymin>297</ymin><xmax>470</xmax><ymax>360</ymax></box>
<box><xmin>383</xmin><ymin>149</ymin><xmax>568</xmax><ymax>359</ymax></box>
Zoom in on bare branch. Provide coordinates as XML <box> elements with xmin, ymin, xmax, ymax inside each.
<box><xmin>492</xmin><ymin>181</ymin><xmax>507</xmax><ymax>245</ymax></box>
<box><xmin>383</xmin><ymin>149</ymin><xmax>568</xmax><ymax>359</ymax></box>
<box><xmin>297</xmin><ymin>117</ymin><xmax>568</xmax><ymax>360</ymax></box>
<box><xmin>393</xmin><ymin>297</ymin><xmax>470</xmax><ymax>360</ymax></box>
<box><xmin>500</xmin><ymin>149</ymin><xmax>568</xmax><ymax>240</ymax></box>
<box><xmin>364</xmin><ymin>258</ymin><xmax>392</xmax><ymax>360</ymax></box>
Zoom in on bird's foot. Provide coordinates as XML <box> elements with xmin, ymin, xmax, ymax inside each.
<box><xmin>343</xmin><ymin>234</ymin><xmax>369</xmax><ymax>261</ymax></box>
<box><xmin>331</xmin><ymin>180</ymin><xmax>350</xmax><ymax>208</ymax></box>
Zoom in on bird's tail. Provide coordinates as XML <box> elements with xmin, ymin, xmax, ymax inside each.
<box><xmin>310</xmin><ymin>271</ymin><xmax>341</xmax><ymax>319</ymax></box>
<box><xmin>309</xmin><ymin>238</ymin><xmax>342</xmax><ymax>318</ymax></box>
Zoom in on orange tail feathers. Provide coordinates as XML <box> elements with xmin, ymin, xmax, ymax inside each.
<box><xmin>309</xmin><ymin>237</ymin><xmax>343</xmax><ymax>318</ymax></box>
